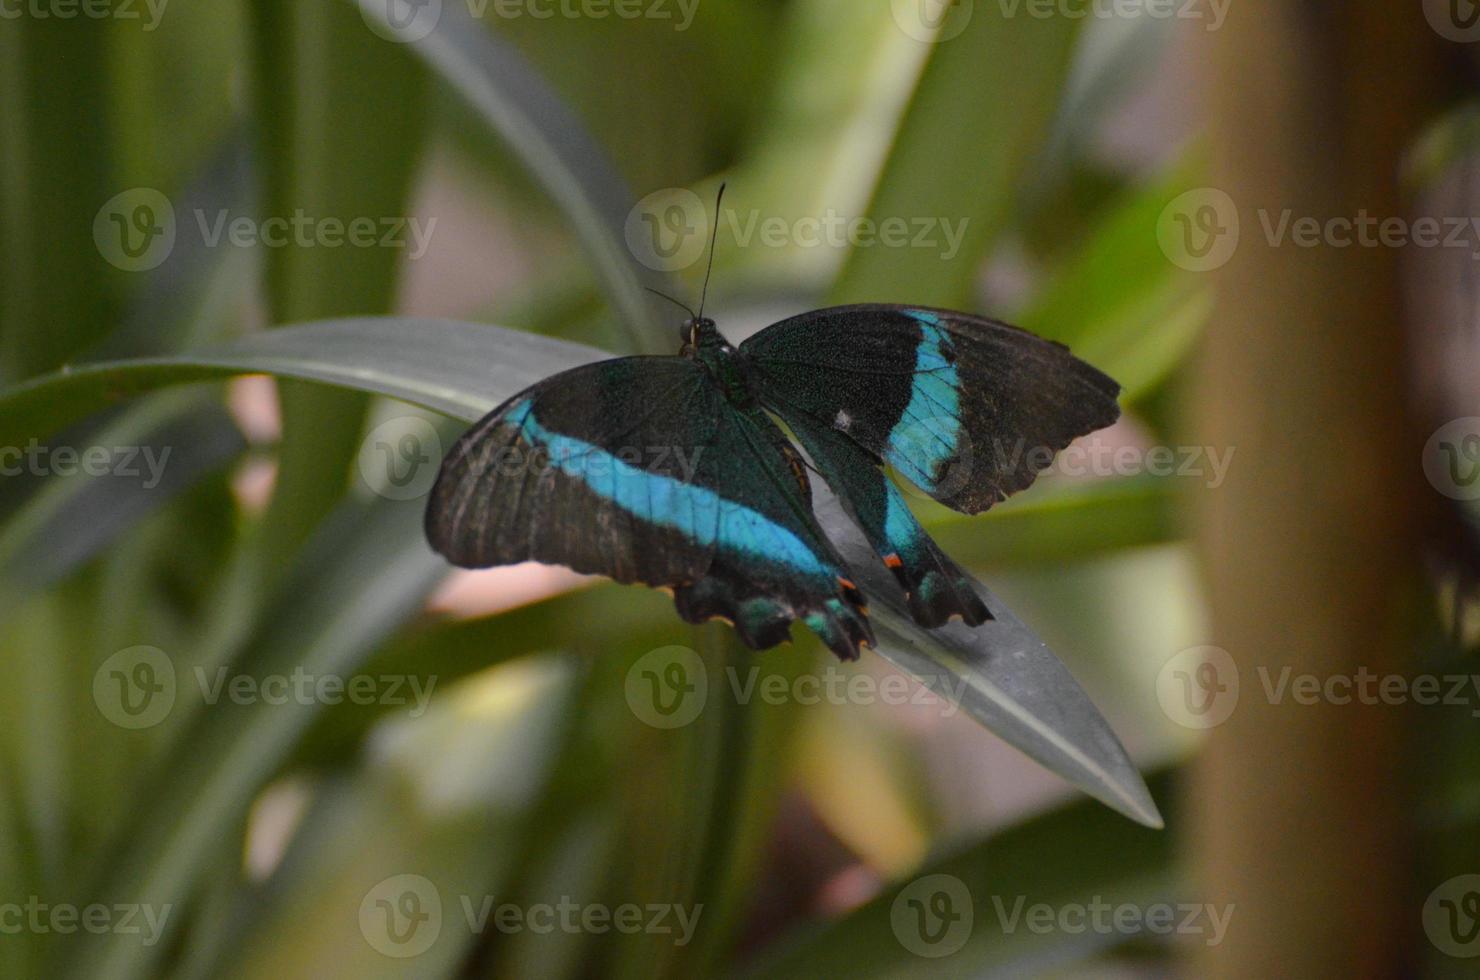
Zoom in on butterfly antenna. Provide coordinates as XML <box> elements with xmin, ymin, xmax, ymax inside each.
<box><xmin>698</xmin><ymin>181</ymin><xmax>726</xmax><ymax>319</ymax></box>
<box><xmin>644</xmin><ymin>286</ymin><xmax>697</xmax><ymax>319</ymax></box>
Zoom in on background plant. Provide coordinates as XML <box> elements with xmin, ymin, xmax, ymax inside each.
<box><xmin>1</xmin><ymin>1</ymin><xmax>1473</xmax><ymax>978</ymax></box>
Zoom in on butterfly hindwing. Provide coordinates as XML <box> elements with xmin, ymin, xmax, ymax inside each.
<box><xmin>742</xmin><ymin>304</ymin><xmax>1121</xmax><ymax>514</ymax></box>
<box><xmin>783</xmin><ymin>412</ymin><xmax>990</xmax><ymax>629</ymax></box>
<box><xmin>425</xmin><ymin>357</ymin><xmax>873</xmax><ymax>659</ymax></box>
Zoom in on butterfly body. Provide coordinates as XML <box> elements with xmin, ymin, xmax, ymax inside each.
<box><xmin>426</xmin><ymin>305</ymin><xmax>1120</xmax><ymax>660</ymax></box>
<box><xmin>682</xmin><ymin>316</ymin><xmax>748</xmax><ymax>393</ymax></box>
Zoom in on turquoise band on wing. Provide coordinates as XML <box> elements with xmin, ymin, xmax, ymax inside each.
<box><xmin>512</xmin><ymin>400</ymin><xmax>834</xmax><ymax>580</ymax></box>
<box><xmin>886</xmin><ymin>310</ymin><xmax>962</xmax><ymax>491</ymax></box>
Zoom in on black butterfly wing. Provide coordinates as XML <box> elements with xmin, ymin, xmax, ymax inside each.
<box><xmin>782</xmin><ymin>411</ymin><xmax>990</xmax><ymax>629</ymax></box>
<box><xmin>741</xmin><ymin>304</ymin><xmax>1118</xmax><ymax>628</ymax></box>
<box><xmin>424</xmin><ymin>356</ymin><xmax>873</xmax><ymax>660</ymax></box>
<box><xmin>740</xmin><ymin>304</ymin><xmax>1121</xmax><ymax>513</ymax></box>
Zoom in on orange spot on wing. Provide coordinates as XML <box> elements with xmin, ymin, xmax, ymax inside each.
<box><xmin>883</xmin><ymin>554</ymin><xmax>904</xmax><ymax>569</ymax></box>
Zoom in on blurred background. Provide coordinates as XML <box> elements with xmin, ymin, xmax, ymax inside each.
<box><xmin>1</xmin><ymin>0</ymin><xmax>1476</xmax><ymax>977</ymax></box>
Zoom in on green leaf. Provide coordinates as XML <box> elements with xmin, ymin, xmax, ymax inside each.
<box><xmin>248</xmin><ymin>0</ymin><xmax>429</xmax><ymax>569</ymax></box>
<box><xmin>0</xmin><ymin>14</ymin><xmax>119</xmax><ymax>382</ymax></box>
<box><xmin>745</xmin><ymin>770</ymin><xmax>1177</xmax><ymax>978</ymax></box>
<box><xmin>62</xmin><ymin>495</ymin><xmax>448</xmax><ymax>980</ymax></box>
<box><xmin>215</xmin><ymin>659</ymin><xmax>581</xmax><ymax>980</ymax></box>
<box><xmin>830</xmin><ymin>8</ymin><xmax>1082</xmax><ymax>306</ymax></box>
<box><xmin>1405</xmin><ymin>99</ymin><xmax>1480</xmax><ymax>193</ymax></box>
<box><xmin>929</xmin><ymin>476</ymin><xmax>1182</xmax><ymax>568</ymax></box>
<box><xmin>818</xmin><ymin>485</ymin><xmax>1162</xmax><ymax>829</ymax></box>
<box><xmin>1016</xmin><ymin>155</ymin><xmax>1209</xmax><ymax>400</ymax></box>
<box><xmin>352</xmin><ymin>0</ymin><xmax>676</xmax><ymax>352</ymax></box>
<box><xmin>0</xmin><ymin>318</ymin><xmax>604</xmax><ymax>450</ymax></box>
<box><xmin>715</xmin><ymin>0</ymin><xmax>930</xmax><ymax>289</ymax></box>
<box><xmin>0</xmin><ymin>391</ymin><xmax>245</xmax><ymax>598</ymax></box>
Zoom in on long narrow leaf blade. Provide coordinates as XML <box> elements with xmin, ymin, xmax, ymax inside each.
<box><xmin>352</xmin><ymin>0</ymin><xmax>672</xmax><ymax>350</ymax></box>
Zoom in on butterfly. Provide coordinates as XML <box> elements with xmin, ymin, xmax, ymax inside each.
<box><xmin>424</xmin><ymin>301</ymin><xmax>1120</xmax><ymax>661</ymax></box>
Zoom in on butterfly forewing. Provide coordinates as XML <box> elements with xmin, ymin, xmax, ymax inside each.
<box><xmin>425</xmin><ymin>357</ymin><xmax>873</xmax><ymax>659</ymax></box>
<box><xmin>741</xmin><ymin>303</ymin><xmax>1119</xmax><ymax>627</ymax></box>
<box><xmin>741</xmin><ymin>304</ymin><xmax>1122</xmax><ymax>514</ymax></box>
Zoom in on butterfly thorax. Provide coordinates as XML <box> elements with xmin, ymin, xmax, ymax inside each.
<box><xmin>684</xmin><ymin>317</ymin><xmax>756</xmax><ymax>407</ymax></box>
